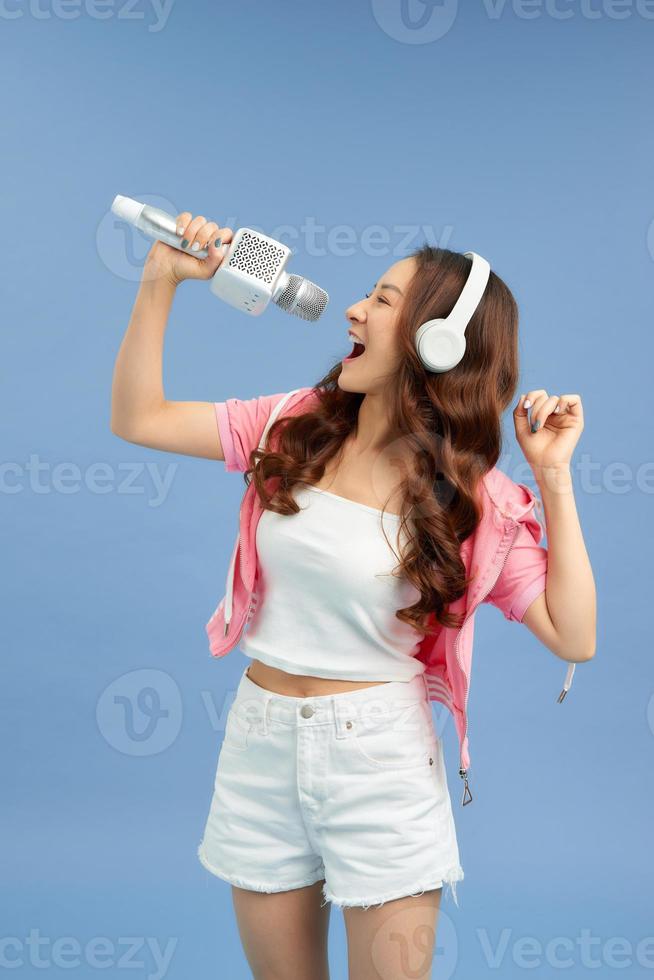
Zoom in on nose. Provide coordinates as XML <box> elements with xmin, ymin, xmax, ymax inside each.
<box><xmin>346</xmin><ymin>300</ymin><xmax>366</xmax><ymax>324</ymax></box>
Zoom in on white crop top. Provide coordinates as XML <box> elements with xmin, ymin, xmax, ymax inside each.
<box><xmin>239</xmin><ymin>484</ymin><xmax>426</xmax><ymax>681</ymax></box>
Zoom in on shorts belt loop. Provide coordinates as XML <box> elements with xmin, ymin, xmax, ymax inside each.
<box><xmin>261</xmin><ymin>693</ymin><xmax>273</xmax><ymax>735</ymax></box>
<box><xmin>331</xmin><ymin>696</ymin><xmax>351</xmax><ymax>739</ymax></box>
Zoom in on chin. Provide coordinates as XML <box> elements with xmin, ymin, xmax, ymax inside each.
<box><xmin>337</xmin><ymin>372</ymin><xmax>367</xmax><ymax>393</ymax></box>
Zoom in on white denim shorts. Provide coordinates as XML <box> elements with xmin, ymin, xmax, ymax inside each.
<box><xmin>197</xmin><ymin>665</ymin><xmax>464</xmax><ymax>909</ymax></box>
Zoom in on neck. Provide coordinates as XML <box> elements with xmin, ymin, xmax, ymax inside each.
<box><xmin>350</xmin><ymin>392</ymin><xmax>396</xmax><ymax>454</ymax></box>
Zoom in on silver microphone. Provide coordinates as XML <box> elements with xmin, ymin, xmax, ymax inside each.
<box><xmin>111</xmin><ymin>195</ymin><xmax>329</xmax><ymax>322</ymax></box>
<box><xmin>210</xmin><ymin>227</ymin><xmax>328</xmax><ymax>322</ymax></box>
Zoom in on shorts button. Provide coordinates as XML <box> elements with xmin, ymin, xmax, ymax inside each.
<box><xmin>300</xmin><ymin>704</ymin><xmax>314</xmax><ymax>718</ymax></box>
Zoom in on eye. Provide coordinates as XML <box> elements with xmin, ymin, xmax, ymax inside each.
<box><xmin>364</xmin><ymin>291</ymin><xmax>389</xmax><ymax>305</ymax></box>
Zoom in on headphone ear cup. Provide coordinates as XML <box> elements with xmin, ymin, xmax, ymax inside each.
<box><xmin>415</xmin><ymin>319</ymin><xmax>467</xmax><ymax>373</ymax></box>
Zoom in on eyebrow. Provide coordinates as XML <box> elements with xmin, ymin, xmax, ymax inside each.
<box><xmin>372</xmin><ymin>282</ymin><xmax>404</xmax><ymax>296</ymax></box>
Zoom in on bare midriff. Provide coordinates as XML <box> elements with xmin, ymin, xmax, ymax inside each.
<box><xmin>246</xmin><ymin>659</ymin><xmax>391</xmax><ymax>697</ymax></box>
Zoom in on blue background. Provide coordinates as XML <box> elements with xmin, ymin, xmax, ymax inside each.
<box><xmin>2</xmin><ymin>1</ymin><xmax>652</xmax><ymax>977</ymax></box>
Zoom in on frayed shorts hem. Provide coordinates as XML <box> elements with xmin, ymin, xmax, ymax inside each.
<box><xmin>197</xmin><ymin>844</ymin><xmax>326</xmax><ymax>894</ymax></box>
<box><xmin>198</xmin><ymin>844</ymin><xmax>464</xmax><ymax>909</ymax></box>
<box><xmin>320</xmin><ymin>868</ymin><xmax>464</xmax><ymax>911</ymax></box>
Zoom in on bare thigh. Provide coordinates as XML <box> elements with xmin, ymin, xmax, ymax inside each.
<box><xmin>231</xmin><ymin>878</ymin><xmax>331</xmax><ymax>980</ymax></box>
<box><xmin>343</xmin><ymin>887</ymin><xmax>442</xmax><ymax>980</ymax></box>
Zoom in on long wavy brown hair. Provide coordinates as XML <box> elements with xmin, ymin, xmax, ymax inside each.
<box><xmin>245</xmin><ymin>245</ymin><xmax>519</xmax><ymax>638</ymax></box>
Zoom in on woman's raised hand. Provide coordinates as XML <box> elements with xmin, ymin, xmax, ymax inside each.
<box><xmin>144</xmin><ymin>212</ymin><xmax>234</xmax><ymax>287</ymax></box>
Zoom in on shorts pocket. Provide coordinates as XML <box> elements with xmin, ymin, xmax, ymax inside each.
<box><xmin>222</xmin><ymin>704</ymin><xmax>252</xmax><ymax>752</ymax></box>
<box><xmin>349</xmin><ymin>698</ymin><xmax>437</xmax><ymax>772</ymax></box>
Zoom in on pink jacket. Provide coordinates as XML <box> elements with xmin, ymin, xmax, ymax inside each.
<box><xmin>205</xmin><ymin>386</ymin><xmax>576</xmax><ymax>807</ymax></box>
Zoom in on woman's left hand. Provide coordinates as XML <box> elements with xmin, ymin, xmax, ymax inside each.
<box><xmin>513</xmin><ymin>389</ymin><xmax>584</xmax><ymax>472</ymax></box>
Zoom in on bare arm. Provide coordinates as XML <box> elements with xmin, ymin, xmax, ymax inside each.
<box><xmin>512</xmin><ymin>389</ymin><xmax>596</xmax><ymax>664</ymax></box>
<box><xmin>522</xmin><ymin>466</ymin><xmax>597</xmax><ymax>662</ymax></box>
<box><xmin>110</xmin><ymin>211</ymin><xmax>233</xmax><ymax>460</ymax></box>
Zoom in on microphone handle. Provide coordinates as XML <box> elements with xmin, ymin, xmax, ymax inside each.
<box><xmin>135</xmin><ymin>204</ymin><xmax>210</xmax><ymax>260</ymax></box>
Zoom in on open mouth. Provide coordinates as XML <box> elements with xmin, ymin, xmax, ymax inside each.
<box><xmin>343</xmin><ymin>342</ymin><xmax>366</xmax><ymax>362</ymax></box>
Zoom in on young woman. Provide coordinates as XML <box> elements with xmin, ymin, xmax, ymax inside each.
<box><xmin>110</xmin><ymin>210</ymin><xmax>596</xmax><ymax>980</ymax></box>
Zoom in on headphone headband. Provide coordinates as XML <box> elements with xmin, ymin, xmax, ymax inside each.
<box><xmin>448</xmin><ymin>252</ymin><xmax>491</xmax><ymax>336</ymax></box>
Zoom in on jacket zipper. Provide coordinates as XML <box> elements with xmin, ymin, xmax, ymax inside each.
<box><xmin>238</xmin><ymin>481</ymin><xmax>266</xmax><ymax>637</ymax></box>
<box><xmin>454</xmin><ymin>521</ymin><xmax>520</xmax><ymax>807</ymax></box>
<box><xmin>221</xmin><ymin>488</ymin><xmax>252</xmax><ymax>639</ymax></box>
<box><xmin>225</xmin><ymin>551</ymin><xmax>253</xmax><ymax>642</ymax></box>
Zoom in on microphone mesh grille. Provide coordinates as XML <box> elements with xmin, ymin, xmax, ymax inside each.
<box><xmin>228</xmin><ymin>230</ymin><xmax>286</xmax><ymax>284</ymax></box>
<box><xmin>275</xmin><ymin>274</ymin><xmax>329</xmax><ymax>321</ymax></box>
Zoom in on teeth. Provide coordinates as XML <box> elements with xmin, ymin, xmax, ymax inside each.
<box><xmin>349</xmin><ymin>333</ymin><xmax>365</xmax><ymax>347</ymax></box>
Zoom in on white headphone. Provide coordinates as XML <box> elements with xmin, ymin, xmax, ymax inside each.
<box><xmin>414</xmin><ymin>251</ymin><xmax>491</xmax><ymax>372</ymax></box>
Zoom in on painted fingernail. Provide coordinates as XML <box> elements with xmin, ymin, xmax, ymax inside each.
<box><xmin>191</xmin><ymin>241</ymin><xmax>200</xmax><ymax>251</ymax></box>
<box><xmin>177</xmin><ymin>226</ymin><xmax>185</xmax><ymax>236</ymax></box>
<box><xmin>524</xmin><ymin>399</ymin><xmax>532</xmax><ymax>409</ymax></box>
<box><xmin>554</xmin><ymin>404</ymin><xmax>560</xmax><ymax>413</ymax></box>
<box><xmin>531</xmin><ymin>420</ymin><xmax>540</xmax><ymax>433</ymax></box>
<box><xmin>214</xmin><ymin>238</ymin><xmax>222</xmax><ymax>248</ymax></box>
<box><xmin>181</xmin><ymin>239</ymin><xmax>189</xmax><ymax>249</ymax></box>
